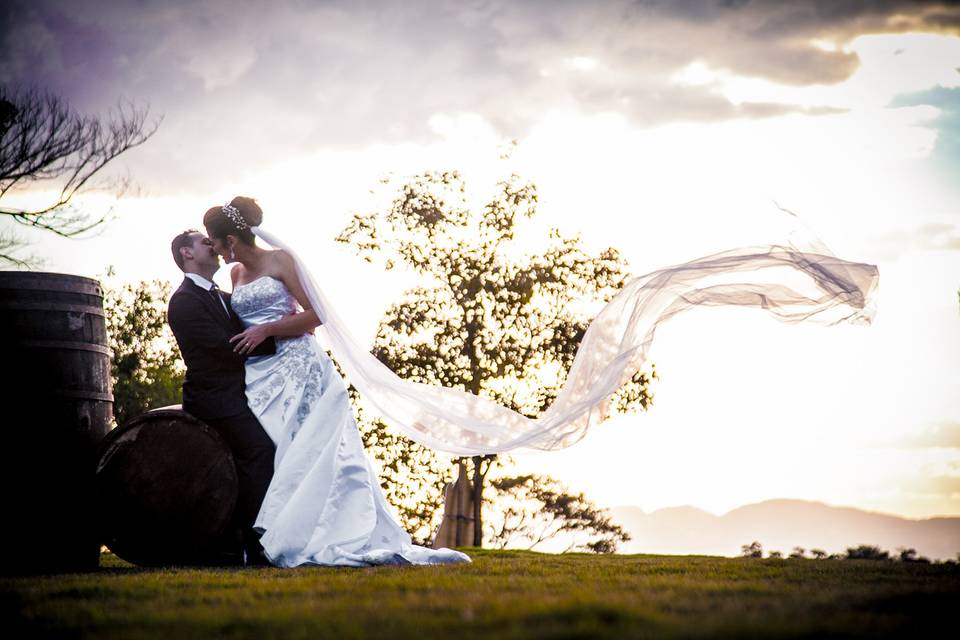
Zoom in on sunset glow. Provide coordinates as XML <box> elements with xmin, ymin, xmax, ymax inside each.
<box><xmin>3</xmin><ymin>1</ymin><xmax>959</xmax><ymax>521</ymax></box>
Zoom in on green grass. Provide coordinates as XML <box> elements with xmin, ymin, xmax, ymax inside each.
<box><xmin>3</xmin><ymin>549</ymin><xmax>957</xmax><ymax>639</ymax></box>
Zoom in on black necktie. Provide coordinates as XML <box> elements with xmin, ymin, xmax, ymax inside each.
<box><xmin>209</xmin><ymin>283</ymin><xmax>230</xmax><ymax>319</ymax></box>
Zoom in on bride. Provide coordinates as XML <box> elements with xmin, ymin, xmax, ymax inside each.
<box><xmin>204</xmin><ymin>193</ymin><xmax>879</xmax><ymax>568</ymax></box>
<box><xmin>203</xmin><ymin>197</ymin><xmax>471</xmax><ymax>568</ymax></box>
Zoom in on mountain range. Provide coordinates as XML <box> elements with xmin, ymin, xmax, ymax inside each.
<box><xmin>608</xmin><ymin>499</ymin><xmax>960</xmax><ymax>561</ymax></box>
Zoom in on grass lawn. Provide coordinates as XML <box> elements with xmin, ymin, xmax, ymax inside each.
<box><xmin>3</xmin><ymin>548</ymin><xmax>957</xmax><ymax>639</ymax></box>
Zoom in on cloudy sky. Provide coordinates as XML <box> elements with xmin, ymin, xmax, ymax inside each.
<box><xmin>3</xmin><ymin>1</ymin><xmax>960</xmax><ymax>521</ymax></box>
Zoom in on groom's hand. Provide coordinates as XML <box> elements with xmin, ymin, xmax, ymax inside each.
<box><xmin>231</xmin><ymin>325</ymin><xmax>273</xmax><ymax>355</ymax></box>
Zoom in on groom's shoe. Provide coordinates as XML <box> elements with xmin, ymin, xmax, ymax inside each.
<box><xmin>244</xmin><ymin>547</ymin><xmax>272</xmax><ymax>567</ymax></box>
<box><xmin>201</xmin><ymin>527</ymin><xmax>244</xmax><ymax>566</ymax></box>
<box><xmin>207</xmin><ymin>548</ymin><xmax>245</xmax><ymax>567</ymax></box>
<box><xmin>243</xmin><ymin>532</ymin><xmax>272</xmax><ymax>567</ymax></box>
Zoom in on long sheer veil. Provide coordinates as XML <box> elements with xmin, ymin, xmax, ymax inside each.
<box><xmin>251</xmin><ymin>213</ymin><xmax>878</xmax><ymax>456</ymax></box>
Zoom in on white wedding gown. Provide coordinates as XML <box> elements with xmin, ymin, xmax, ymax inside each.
<box><xmin>230</xmin><ymin>275</ymin><xmax>472</xmax><ymax>568</ymax></box>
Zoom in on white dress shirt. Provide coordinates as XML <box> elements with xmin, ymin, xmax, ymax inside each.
<box><xmin>185</xmin><ymin>272</ymin><xmax>231</xmax><ymax>316</ymax></box>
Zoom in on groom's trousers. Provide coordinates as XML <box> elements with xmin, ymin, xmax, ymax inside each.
<box><xmin>205</xmin><ymin>408</ymin><xmax>275</xmax><ymax>543</ymax></box>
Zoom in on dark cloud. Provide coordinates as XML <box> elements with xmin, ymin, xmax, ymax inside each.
<box><xmin>616</xmin><ymin>0</ymin><xmax>959</xmax><ymax>83</ymax></box>
<box><xmin>0</xmin><ymin>0</ymin><xmax>956</xmax><ymax>192</ymax></box>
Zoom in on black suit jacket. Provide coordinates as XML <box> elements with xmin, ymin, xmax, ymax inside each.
<box><xmin>167</xmin><ymin>277</ymin><xmax>276</xmax><ymax>421</ymax></box>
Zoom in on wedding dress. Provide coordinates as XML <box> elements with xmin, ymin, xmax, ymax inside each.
<box><xmin>231</xmin><ymin>275</ymin><xmax>472</xmax><ymax>567</ymax></box>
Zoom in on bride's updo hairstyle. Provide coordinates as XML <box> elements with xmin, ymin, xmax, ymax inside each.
<box><xmin>203</xmin><ymin>196</ymin><xmax>263</xmax><ymax>245</ymax></box>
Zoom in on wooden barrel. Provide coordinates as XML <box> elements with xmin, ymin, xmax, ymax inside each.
<box><xmin>95</xmin><ymin>409</ymin><xmax>240</xmax><ymax>566</ymax></box>
<box><xmin>0</xmin><ymin>272</ymin><xmax>113</xmax><ymax>574</ymax></box>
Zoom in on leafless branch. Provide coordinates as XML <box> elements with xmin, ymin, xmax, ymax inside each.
<box><xmin>0</xmin><ymin>86</ymin><xmax>161</xmax><ymax>263</ymax></box>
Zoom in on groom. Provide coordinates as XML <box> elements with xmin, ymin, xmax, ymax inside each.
<box><xmin>167</xmin><ymin>229</ymin><xmax>276</xmax><ymax>566</ymax></box>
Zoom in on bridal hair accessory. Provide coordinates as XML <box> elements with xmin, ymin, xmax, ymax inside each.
<box><xmin>221</xmin><ymin>202</ymin><xmax>249</xmax><ymax>231</ymax></box>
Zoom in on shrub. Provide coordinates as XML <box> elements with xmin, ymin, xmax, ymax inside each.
<box><xmin>845</xmin><ymin>544</ymin><xmax>890</xmax><ymax>561</ymax></box>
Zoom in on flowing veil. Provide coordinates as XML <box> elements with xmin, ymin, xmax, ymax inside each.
<box><xmin>251</xmin><ymin>213</ymin><xmax>878</xmax><ymax>456</ymax></box>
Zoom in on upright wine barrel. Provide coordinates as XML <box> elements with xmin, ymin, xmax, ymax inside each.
<box><xmin>0</xmin><ymin>272</ymin><xmax>113</xmax><ymax>574</ymax></box>
<box><xmin>95</xmin><ymin>409</ymin><xmax>240</xmax><ymax>566</ymax></box>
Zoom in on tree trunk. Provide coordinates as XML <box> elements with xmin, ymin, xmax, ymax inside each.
<box><xmin>432</xmin><ymin>459</ymin><xmax>474</xmax><ymax>549</ymax></box>
<box><xmin>472</xmin><ymin>455</ymin><xmax>483</xmax><ymax>546</ymax></box>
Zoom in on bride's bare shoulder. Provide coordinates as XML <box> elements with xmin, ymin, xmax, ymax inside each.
<box><xmin>266</xmin><ymin>249</ymin><xmax>312</xmax><ymax>309</ymax></box>
<box><xmin>267</xmin><ymin>249</ymin><xmax>296</xmax><ymax>272</ymax></box>
<box><xmin>229</xmin><ymin>262</ymin><xmax>244</xmax><ymax>286</ymax></box>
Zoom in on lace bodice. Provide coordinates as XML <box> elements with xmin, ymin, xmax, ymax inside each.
<box><xmin>231</xmin><ymin>276</ymin><xmax>298</xmax><ymax>327</ymax></box>
<box><xmin>232</xmin><ymin>275</ymin><xmax>323</xmax><ymax>424</ymax></box>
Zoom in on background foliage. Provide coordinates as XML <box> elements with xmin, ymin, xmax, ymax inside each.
<box><xmin>337</xmin><ymin>168</ymin><xmax>656</xmax><ymax>547</ymax></box>
<box><xmin>103</xmin><ymin>276</ymin><xmax>184</xmax><ymax>427</ymax></box>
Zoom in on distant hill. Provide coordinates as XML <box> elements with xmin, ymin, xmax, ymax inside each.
<box><xmin>609</xmin><ymin>499</ymin><xmax>960</xmax><ymax>560</ymax></box>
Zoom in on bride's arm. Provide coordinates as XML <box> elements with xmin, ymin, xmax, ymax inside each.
<box><xmin>231</xmin><ymin>250</ymin><xmax>323</xmax><ymax>355</ymax></box>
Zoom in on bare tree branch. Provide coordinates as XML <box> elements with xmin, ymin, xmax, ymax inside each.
<box><xmin>0</xmin><ymin>86</ymin><xmax>161</xmax><ymax>265</ymax></box>
<box><xmin>486</xmin><ymin>474</ymin><xmax>631</xmax><ymax>553</ymax></box>
<box><xmin>0</xmin><ymin>228</ymin><xmax>43</xmax><ymax>269</ymax></box>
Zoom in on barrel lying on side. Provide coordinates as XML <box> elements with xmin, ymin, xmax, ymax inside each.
<box><xmin>95</xmin><ymin>409</ymin><xmax>240</xmax><ymax>566</ymax></box>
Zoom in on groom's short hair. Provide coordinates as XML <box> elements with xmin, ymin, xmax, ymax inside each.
<box><xmin>171</xmin><ymin>229</ymin><xmax>199</xmax><ymax>271</ymax></box>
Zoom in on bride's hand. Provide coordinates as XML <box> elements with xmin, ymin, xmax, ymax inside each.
<box><xmin>231</xmin><ymin>325</ymin><xmax>272</xmax><ymax>354</ymax></box>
